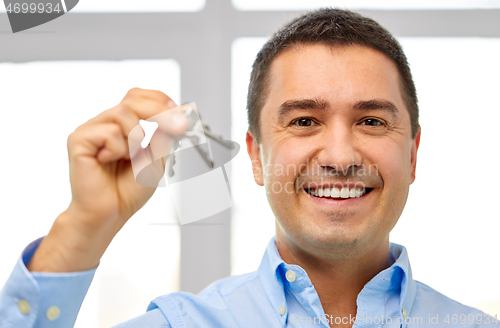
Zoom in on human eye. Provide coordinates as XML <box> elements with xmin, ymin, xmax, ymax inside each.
<box><xmin>357</xmin><ymin>117</ymin><xmax>390</xmax><ymax>136</ymax></box>
<box><xmin>359</xmin><ymin>118</ymin><xmax>386</xmax><ymax>127</ymax></box>
<box><xmin>289</xmin><ymin>117</ymin><xmax>318</xmax><ymax>127</ymax></box>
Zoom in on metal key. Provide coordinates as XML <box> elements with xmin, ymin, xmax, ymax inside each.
<box><xmin>166</xmin><ymin>105</ymin><xmax>197</xmax><ymax>177</ymax></box>
<box><xmin>186</xmin><ymin>133</ymin><xmax>214</xmax><ymax>168</ymax></box>
<box><xmin>167</xmin><ymin>138</ymin><xmax>179</xmax><ymax>177</ymax></box>
<box><xmin>167</xmin><ymin>104</ymin><xmax>234</xmax><ymax>177</ymax></box>
<box><xmin>182</xmin><ymin>105</ymin><xmax>234</xmax><ymax>150</ymax></box>
<box><xmin>201</xmin><ymin>125</ymin><xmax>234</xmax><ymax>149</ymax></box>
<box><xmin>182</xmin><ymin>105</ymin><xmax>215</xmax><ymax>168</ymax></box>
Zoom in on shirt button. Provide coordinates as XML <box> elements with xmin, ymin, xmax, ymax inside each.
<box><xmin>285</xmin><ymin>270</ymin><xmax>296</xmax><ymax>282</ymax></box>
<box><xmin>46</xmin><ymin>306</ymin><xmax>61</xmax><ymax>320</ymax></box>
<box><xmin>18</xmin><ymin>299</ymin><xmax>30</xmax><ymax>314</ymax></box>
<box><xmin>403</xmin><ymin>309</ymin><xmax>407</xmax><ymax>319</ymax></box>
<box><xmin>279</xmin><ymin>305</ymin><xmax>286</xmax><ymax>315</ymax></box>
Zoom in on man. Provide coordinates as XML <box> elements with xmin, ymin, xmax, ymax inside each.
<box><xmin>0</xmin><ymin>8</ymin><xmax>497</xmax><ymax>328</ymax></box>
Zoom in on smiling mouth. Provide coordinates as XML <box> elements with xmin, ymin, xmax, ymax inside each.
<box><xmin>305</xmin><ymin>187</ymin><xmax>373</xmax><ymax>199</ymax></box>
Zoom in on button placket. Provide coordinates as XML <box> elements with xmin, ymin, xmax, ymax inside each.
<box><xmin>47</xmin><ymin>306</ymin><xmax>61</xmax><ymax>320</ymax></box>
<box><xmin>278</xmin><ymin>305</ymin><xmax>286</xmax><ymax>315</ymax></box>
<box><xmin>285</xmin><ymin>270</ymin><xmax>296</xmax><ymax>283</ymax></box>
<box><xmin>18</xmin><ymin>299</ymin><xmax>30</xmax><ymax>315</ymax></box>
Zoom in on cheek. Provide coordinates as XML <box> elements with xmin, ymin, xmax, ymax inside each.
<box><xmin>370</xmin><ymin>141</ymin><xmax>412</xmax><ymax>194</ymax></box>
<box><xmin>266</xmin><ymin>139</ymin><xmax>316</xmax><ymax>181</ymax></box>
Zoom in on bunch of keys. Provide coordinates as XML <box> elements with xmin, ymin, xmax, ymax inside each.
<box><xmin>167</xmin><ymin>104</ymin><xmax>234</xmax><ymax>177</ymax></box>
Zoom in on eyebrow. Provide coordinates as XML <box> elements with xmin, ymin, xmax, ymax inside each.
<box><xmin>352</xmin><ymin>99</ymin><xmax>399</xmax><ymax>115</ymax></box>
<box><xmin>277</xmin><ymin>98</ymin><xmax>328</xmax><ymax>117</ymax></box>
<box><xmin>277</xmin><ymin>98</ymin><xmax>400</xmax><ymax>119</ymax></box>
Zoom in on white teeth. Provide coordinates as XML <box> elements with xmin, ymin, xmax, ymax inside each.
<box><xmin>308</xmin><ymin>187</ymin><xmax>366</xmax><ymax>199</ymax></box>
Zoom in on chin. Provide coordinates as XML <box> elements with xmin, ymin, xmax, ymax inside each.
<box><xmin>295</xmin><ymin>222</ymin><xmax>367</xmax><ymax>252</ymax></box>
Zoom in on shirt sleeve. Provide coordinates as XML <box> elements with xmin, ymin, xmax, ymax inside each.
<box><xmin>112</xmin><ymin>308</ymin><xmax>171</xmax><ymax>328</ymax></box>
<box><xmin>0</xmin><ymin>237</ymin><xmax>97</xmax><ymax>328</ymax></box>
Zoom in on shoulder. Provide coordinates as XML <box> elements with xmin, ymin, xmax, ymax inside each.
<box><xmin>161</xmin><ymin>270</ymin><xmax>262</xmax><ymax>304</ymax></box>
<box><xmin>414</xmin><ymin>280</ymin><xmax>480</xmax><ymax>313</ymax></box>
<box><xmin>413</xmin><ymin>280</ymin><xmax>498</xmax><ymax>327</ymax></box>
<box><xmin>199</xmin><ymin>270</ymin><xmax>260</xmax><ymax>298</ymax></box>
<box><xmin>147</xmin><ymin>270</ymin><xmax>275</xmax><ymax>327</ymax></box>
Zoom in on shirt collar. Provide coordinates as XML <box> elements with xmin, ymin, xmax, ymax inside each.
<box><xmin>258</xmin><ymin>237</ymin><xmax>417</xmax><ymax>326</ymax></box>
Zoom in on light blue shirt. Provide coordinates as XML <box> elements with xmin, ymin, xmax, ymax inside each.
<box><xmin>0</xmin><ymin>237</ymin><xmax>497</xmax><ymax>328</ymax></box>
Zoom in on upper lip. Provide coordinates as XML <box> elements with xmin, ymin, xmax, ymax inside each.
<box><xmin>303</xmin><ymin>182</ymin><xmax>370</xmax><ymax>190</ymax></box>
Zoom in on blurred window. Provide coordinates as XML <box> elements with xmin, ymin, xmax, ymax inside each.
<box><xmin>0</xmin><ymin>59</ymin><xmax>181</xmax><ymax>328</ymax></box>
<box><xmin>0</xmin><ymin>0</ymin><xmax>205</xmax><ymax>13</ymax></box>
<box><xmin>230</xmin><ymin>36</ymin><xmax>500</xmax><ymax>311</ymax></box>
<box><xmin>232</xmin><ymin>0</ymin><xmax>500</xmax><ymax>11</ymax></box>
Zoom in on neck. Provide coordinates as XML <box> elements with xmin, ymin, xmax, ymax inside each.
<box><xmin>275</xmin><ymin>233</ymin><xmax>391</xmax><ymax>324</ymax></box>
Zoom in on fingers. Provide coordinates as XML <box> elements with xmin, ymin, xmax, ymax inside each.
<box><xmin>125</xmin><ymin>87</ymin><xmax>174</xmax><ymax>105</ymax></box>
<box><xmin>90</xmin><ymin>88</ymin><xmax>187</xmax><ymax>138</ymax></box>
<box><xmin>70</xmin><ymin>88</ymin><xmax>190</xmax><ymax>163</ymax></box>
<box><xmin>68</xmin><ymin>122</ymin><xmax>129</xmax><ymax>163</ymax></box>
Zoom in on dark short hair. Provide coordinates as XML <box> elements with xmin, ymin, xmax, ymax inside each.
<box><xmin>247</xmin><ymin>8</ymin><xmax>419</xmax><ymax>143</ymax></box>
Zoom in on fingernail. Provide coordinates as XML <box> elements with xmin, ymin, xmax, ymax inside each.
<box><xmin>169</xmin><ymin>112</ymin><xmax>187</xmax><ymax>127</ymax></box>
<box><xmin>167</xmin><ymin>99</ymin><xmax>177</xmax><ymax>108</ymax></box>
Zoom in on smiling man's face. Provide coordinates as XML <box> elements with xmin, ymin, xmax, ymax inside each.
<box><xmin>246</xmin><ymin>44</ymin><xmax>420</xmax><ymax>259</ymax></box>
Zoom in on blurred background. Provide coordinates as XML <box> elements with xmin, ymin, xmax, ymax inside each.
<box><xmin>0</xmin><ymin>0</ymin><xmax>499</xmax><ymax>326</ymax></box>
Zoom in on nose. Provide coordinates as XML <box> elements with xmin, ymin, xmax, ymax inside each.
<box><xmin>315</xmin><ymin>124</ymin><xmax>362</xmax><ymax>173</ymax></box>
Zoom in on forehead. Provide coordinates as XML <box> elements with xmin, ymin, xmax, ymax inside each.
<box><xmin>263</xmin><ymin>44</ymin><xmax>406</xmax><ymax>115</ymax></box>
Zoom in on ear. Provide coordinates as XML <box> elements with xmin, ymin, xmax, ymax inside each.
<box><xmin>410</xmin><ymin>128</ymin><xmax>421</xmax><ymax>184</ymax></box>
<box><xmin>246</xmin><ymin>130</ymin><xmax>264</xmax><ymax>186</ymax></box>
